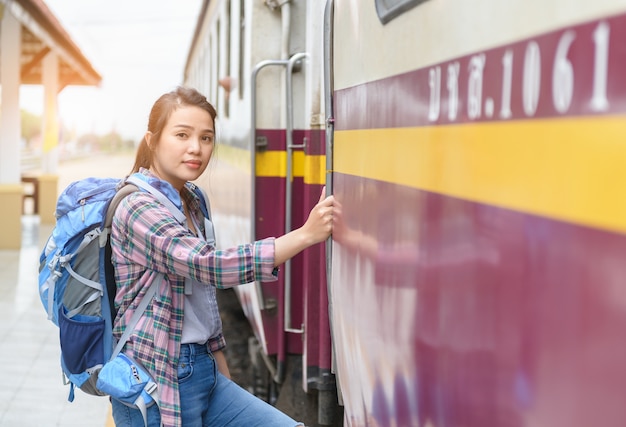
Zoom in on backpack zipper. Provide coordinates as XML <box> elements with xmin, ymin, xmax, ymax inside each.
<box><xmin>80</xmin><ymin>198</ymin><xmax>86</xmax><ymax>222</ymax></box>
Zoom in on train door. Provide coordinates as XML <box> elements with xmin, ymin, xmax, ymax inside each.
<box><xmin>250</xmin><ymin>1</ymin><xmax>339</xmax><ymax>424</ymax></box>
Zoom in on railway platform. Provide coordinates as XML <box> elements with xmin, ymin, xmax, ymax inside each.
<box><xmin>0</xmin><ymin>152</ymin><xmax>135</xmax><ymax>426</ymax></box>
<box><xmin>0</xmin><ymin>214</ymin><xmax>111</xmax><ymax>427</ymax></box>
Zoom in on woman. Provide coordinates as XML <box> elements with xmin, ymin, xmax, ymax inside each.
<box><xmin>110</xmin><ymin>86</ymin><xmax>334</xmax><ymax>427</ymax></box>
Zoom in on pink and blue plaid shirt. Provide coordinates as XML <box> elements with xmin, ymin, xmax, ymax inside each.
<box><xmin>111</xmin><ymin>169</ymin><xmax>278</xmax><ymax>427</ymax></box>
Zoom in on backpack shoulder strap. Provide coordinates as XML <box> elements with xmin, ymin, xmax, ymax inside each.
<box><xmin>105</xmin><ymin>181</ymin><xmax>168</xmax><ymax>363</ymax></box>
<box><xmin>104</xmin><ymin>183</ymin><xmax>138</xmax><ymax>229</ymax></box>
<box><xmin>190</xmin><ymin>184</ymin><xmax>215</xmax><ymax>247</ymax></box>
<box><xmin>125</xmin><ymin>175</ymin><xmax>186</xmax><ymax>224</ymax></box>
<box><xmin>191</xmin><ymin>184</ymin><xmax>211</xmax><ymax>220</ymax></box>
<box><xmin>110</xmin><ymin>274</ymin><xmax>162</xmax><ymax>360</ymax></box>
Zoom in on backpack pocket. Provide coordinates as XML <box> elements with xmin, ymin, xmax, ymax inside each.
<box><xmin>58</xmin><ymin>306</ymin><xmax>105</xmax><ymax>374</ymax></box>
<box><xmin>97</xmin><ymin>353</ymin><xmax>157</xmax><ymax>407</ymax></box>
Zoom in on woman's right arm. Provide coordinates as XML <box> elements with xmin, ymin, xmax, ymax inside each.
<box><xmin>115</xmin><ymin>189</ymin><xmax>334</xmax><ymax>286</ymax></box>
<box><xmin>114</xmin><ymin>193</ymin><xmax>278</xmax><ymax>287</ymax></box>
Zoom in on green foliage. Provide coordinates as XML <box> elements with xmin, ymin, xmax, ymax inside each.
<box><xmin>19</xmin><ymin>109</ymin><xmax>136</xmax><ymax>155</ymax></box>
<box><xmin>21</xmin><ymin>109</ymin><xmax>41</xmax><ymax>141</ymax></box>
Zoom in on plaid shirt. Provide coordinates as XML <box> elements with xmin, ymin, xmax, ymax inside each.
<box><xmin>111</xmin><ymin>170</ymin><xmax>278</xmax><ymax>427</ymax></box>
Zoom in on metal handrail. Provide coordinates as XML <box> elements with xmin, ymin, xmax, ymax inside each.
<box><xmin>284</xmin><ymin>52</ymin><xmax>309</xmax><ymax>334</ymax></box>
<box><xmin>324</xmin><ymin>0</ymin><xmax>335</xmax><ymax>286</ymax></box>
<box><xmin>251</xmin><ymin>59</ymin><xmax>289</xmax><ymax>310</ymax></box>
<box><xmin>250</xmin><ymin>53</ymin><xmax>309</xmax><ymax>332</ymax></box>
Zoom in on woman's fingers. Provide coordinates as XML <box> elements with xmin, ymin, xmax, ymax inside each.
<box><xmin>319</xmin><ymin>186</ymin><xmax>327</xmax><ymax>203</ymax></box>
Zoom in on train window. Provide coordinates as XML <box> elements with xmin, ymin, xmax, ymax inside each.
<box><xmin>238</xmin><ymin>0</ymin><xmax>245</xmax><ymax>100</ymax></box>
<box><xmin>375</xmin><ymin>0</ymin><xmax>429</xmax><ymax>24</ymax></box>
<box><xmin>224</xmin><ymin>0</ymin><xmax>231</xmax><ymax>118</ymax></box>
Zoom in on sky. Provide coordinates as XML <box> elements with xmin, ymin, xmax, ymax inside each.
<box><xmin>20</xmin><ymin>0</ymin><xmax>204</xmax><ymax>142</ymax></box>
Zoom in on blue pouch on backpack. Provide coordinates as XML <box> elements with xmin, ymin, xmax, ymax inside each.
<box><xmin>97</xmin><ymin>352</ymin><xmax>158</xmax><ymax>426</ymax></box>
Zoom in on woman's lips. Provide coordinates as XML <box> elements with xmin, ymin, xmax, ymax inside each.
<box><xmin>184</xmin><ymin>160</ymin><xmax>202</xmax><ymax>169</ymax></box>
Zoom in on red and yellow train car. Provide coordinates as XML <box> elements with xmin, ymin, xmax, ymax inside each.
<box><xmin>185</xmin><ymin>0</ymin><xmax>626</xmax><ymax>425</ymax></box>
<box><xmin>184</xmin><ymin>0</ymin><xmax>336</xmax><ymax>424</ymax></box>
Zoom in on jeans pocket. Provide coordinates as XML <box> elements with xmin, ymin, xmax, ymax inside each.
<box><xmin>177</xmin><ymin>356</ymin><xmax>194</xmax><ymax>383</ymax></box>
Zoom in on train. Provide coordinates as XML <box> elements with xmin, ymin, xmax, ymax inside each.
<box><xmin>183</xmin><ymin>0</ymin><xmax>626</xmax><ymax>426</ymax></box>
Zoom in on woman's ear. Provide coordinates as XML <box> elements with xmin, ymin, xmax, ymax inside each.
<box><xmin>145</xmin><ymin>131</ymin><xmax>153</xmax><ymax>150</ymax></box>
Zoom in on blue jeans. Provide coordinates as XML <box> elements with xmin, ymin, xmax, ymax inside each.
<box><xmin>111</xmin><ymin>343</ymin><xmax>302</xmax><ymax>426</ymax></box>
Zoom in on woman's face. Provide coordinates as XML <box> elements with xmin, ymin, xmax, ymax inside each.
<box><xmin>147</xmin><ymin>105</ymin><xmax>215</xmax><ymax>190</ymax></box>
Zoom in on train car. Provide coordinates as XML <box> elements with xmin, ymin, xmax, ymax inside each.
<box><xmin>184</xmin><ymin>1</ymin><xmax>338</xmax><ymax>425</ymax></box>
<box><xmin>184</xmin><ymin>0</ymin><xmax>626</xmax><ymax>426</ymax></box>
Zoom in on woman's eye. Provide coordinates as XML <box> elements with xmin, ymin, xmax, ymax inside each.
<box><xmin>177</xmin><ymin>132</ymin><xmax>188</xmax><ymax>138</ymax></box>
<box><xmin>202</xmin><ymin>135</ymin><xmax>214</xmax><ymax>143</ymax></box>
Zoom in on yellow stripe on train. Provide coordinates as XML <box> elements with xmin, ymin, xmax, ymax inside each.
<box><xmin>334</xmin><ymin>116</ymin><xmax>626</xmax><ymax>234</ymax></box>
<box><xmin>212</xmin><ymin>145</ymin><xmax>326</xmax><ymax>185</ymax></box>
<box><xmin>256</xmin><ymin>151</ymin><xmax>326</xmax><ymax>185</ymax></box>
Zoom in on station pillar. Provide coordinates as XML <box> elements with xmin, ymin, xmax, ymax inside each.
<box><xmin>0</xmin><ymin>9</ymin><xmax>23</xmax><ymax>249</ymax></box>
<box><xmin>39</xmin><ymin>52</ymin><xmax>61</xmax><ymax>225</ymax></box>
<box><xmin>37</xmin><ymin>174</ymin><xmax>58</xmax><ymax>224</ymax></box>
<box><xmin>0</xmin><ymin>186</ymin><xmax>23</xmax><ymax>249</ymax></box>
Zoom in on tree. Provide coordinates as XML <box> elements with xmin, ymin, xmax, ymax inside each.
<box><xmin>21</xmin><ymin>109</ymin><xmax>41</xmax><ymax>146</ymax></box>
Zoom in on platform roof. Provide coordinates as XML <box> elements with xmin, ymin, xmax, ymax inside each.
<box><xmin>4</xmin><ymin>0</ymin><xmax>102</xmax><ymax>89</ymax></box>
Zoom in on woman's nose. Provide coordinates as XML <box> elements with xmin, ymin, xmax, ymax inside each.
<box><xmin>188</xmin><ymin>137</ymin><xmax>201</xmax><ymax>152</ymax></box>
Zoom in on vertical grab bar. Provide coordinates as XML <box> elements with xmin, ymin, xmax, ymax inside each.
<box><xmin>250</xmin><ymin>54</ymin><xmax>307</xmax><ymax>318</ymax></box>
<box><xmin>284</xmin><ymin>52</ymin><xmax>308</xmax><ymax>334</ymax></box>
<box><xmin>251</xmin><ymin>59</ymin><xmax>289</xmax><ymax>310</ymax></box>
<box><xmin>324</xmin><ymin>0</ymin><xmax>334</xmax><ymax>283</ymax></box>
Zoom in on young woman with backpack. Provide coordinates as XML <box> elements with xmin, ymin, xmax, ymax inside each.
<box><xmin>109</xmin><ymin>86</ymin><xmax>334</xmax><ymax>427</ymax></box>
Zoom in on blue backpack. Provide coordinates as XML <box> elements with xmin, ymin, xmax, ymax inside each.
<box><xmin>38</xmin><ymin>173</ymin><xmax>212</xmax><ymax>425</ymax></box>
